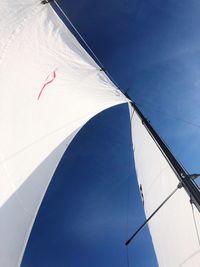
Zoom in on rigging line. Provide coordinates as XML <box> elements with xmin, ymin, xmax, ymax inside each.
<box><xmin>126</xmin><ymin>247</ymin><xmax>130</xmax><ymax>267</ymax></box>
<box><xmin>125</xmin><ymin>170</ymin><xmax>131</xmax><ymax>267</ymax></box>
<box><xmin>134</xmin><ymin>98</ymin><xmax>200</xmax><ymax>131</ymax></box>
<box><xmin>53</xmin><ymin>1</ymin><xmax>122</xmax><ymax>91</ymax></box>
<box><xmin>190</xmin><ymin>200</ymin><xmax>200</xmax><ymax>246</ymax></box>
<box><xmin>125</xmin><ymin>182</ymin><xmax>182</xmax><ymax>246</ymax></box>
<box><xmin>125</xmin><ymin>109</ymin><xmax>135</xmax><ymax>267</ymax></box>
<box><xmin>54</xmin><ymin>0</ymin><xmax>104</xmax><ymax>68</ymax></box>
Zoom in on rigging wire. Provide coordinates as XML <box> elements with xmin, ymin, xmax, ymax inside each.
<box><xmin>126</xmin><ymin>247</ymin><xmax>130</xmax><ymax>267</ymax></box>
<box><xmin>53</xmin><ymin>0</ymin><xmax>123</xmax><ymax>91</ymax></box>
<box><xmin>125</xmin><ymin>183</ymin><xmax>182</xmax><ymax>246</ymax></box>
<box><xmin>125</xmin><ymin>109</ymin><xmax>135</xmax><ymax>267</ymax></box>
<box><xmin>134</xmin><ymin>98</ymin><xmax>200</xmax><ymax>131</ymax></box>
<box><xmin>190</xmin><ymin>200</ymin><xmax>200</xmax><ymax>247</ymax></box>
<box><xmin>53</xmin><ymin>0</ymin><xmax>104</xmax><ymax>68</ymax></box>
<box><xmin>126</xmin><ymin>178</ymin><xmax>131</xmax><ymax>267</ymax></box>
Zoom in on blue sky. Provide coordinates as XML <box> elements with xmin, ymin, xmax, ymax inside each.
<box><xmin>22</xmin><ymin>1</ymin><xmax>200</xmax><ymax>266</ymax></box>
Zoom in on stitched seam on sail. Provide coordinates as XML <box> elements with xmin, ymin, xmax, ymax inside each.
<box><xmin>0</xmin><ymin>112</ymin><xmax>97</xmax><ymax>165</ymax></box>
<box><xmin>49</xmin><ymin>3</ymin><xmax>127</xmax><ymax>100</ymax></box>
<box><xmin>0</xmin><ymin>3</ymin><xmax>43</xmax><ymax>66</ymax></box>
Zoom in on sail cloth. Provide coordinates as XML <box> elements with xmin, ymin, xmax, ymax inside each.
<box><xmin>0</xmin><ymin>1</ymin><xmax>127</xmax><ymax>266</ymax></box>
<box><xmin>129</xmin><ymin>104</ymin><xmax>200</xmax><ymax>267</ymax></box>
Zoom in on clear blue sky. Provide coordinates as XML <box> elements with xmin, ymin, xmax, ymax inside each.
<box><xmin>22</xmin><ymin>1</ymin><xmax>200</xmax><ymax>266</ymax></box>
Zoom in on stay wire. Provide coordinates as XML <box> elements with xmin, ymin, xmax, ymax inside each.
<box><xmin>125</xmin><ymin>174</ymin><xmax>131</xmax><ymax>267</ymax></box>
<box><xmin>134</xmin><ymin>98</ymin><xmax>200</xmax><ymax>131</ymax></box>
<box><xmin>125</xmin><ymin>108</ymin><xmax>135</xmax><ymax>267</ymax></box>
<box><xmin>54</xmin><ymin>1</ymin><xmax>104</xmax><ymax>68</ymax></box>
<box><xmin>190</xmin><ymin>200</ymin><xmax>200</xmax><ymax>246</ymax></box>
<box><xmin>126</xmin><ymin>247</ymin><xmax>130</xmax><ymax>267</ymax></box>
<box><xmin>53</xmin><ymin>0</ymin><xmax>123</xmax><ymax>91</ymax></box>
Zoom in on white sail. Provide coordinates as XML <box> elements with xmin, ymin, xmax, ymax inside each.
<box><xmin>129</xmin><ymin>104</ymin><xmax>200</xmax><ymax>267</ymax></box>
<box><xmin>0</xmin><ymin>1</ymin><xmax>127</xmax><ymax>266</ymax></box>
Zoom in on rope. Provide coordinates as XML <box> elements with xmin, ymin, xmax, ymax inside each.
<box><xmin>54</xmin><ymin>1</ymin><xmax>104</xmax><ymax>69</ymax></box>
<box><xmin>190</xmin><ymin>200</ymin><xmax>200</xmax><ymax>246</ymax></box>
<box><xmin>52</xmin><ymin>1</ymin><xmax>123</xmax><ymax>91</ymax></box>
<box><xmin>134</xmin><ymin>98</ymin><xmax>200</xmax><ymax>131</ymax></box>
<box><xmin>126</xmin><ymin>176</ymin><xmax>131</xmax><ymax>267</ymax></box>
<box><xmin>126</xmin><ymin>247</ymin><xmax>130</xmax><ymax>267</ymax></box>
<box><xmin>125</xmin><ymin>109</ymin><xmax>134</xmax><ymax>267</ymax></box>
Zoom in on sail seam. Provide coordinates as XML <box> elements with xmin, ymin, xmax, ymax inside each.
<box><xmin>50</xmin><ymin>0</ymin><xmax>128</xmax><ymax>96</ymax></box>
<box><xmin>53</xmin><ymin>1</ymin><xmax>105</xmax><ymax>70</ymax></box>
<box><xmin>125</xmin><ymin>108</ymin><xmax>134</xmax><ymax>267</ymax></box>
<box><xmin>0</xmin><ymin>3</ymin><xmax>43</xmax><ymax>66</ymax></box>
<box><xmin>135</xmin><ymin>98</ymin><xmax>200</xmax><ymax>132</ymax></box>
<box><xmin>0</xmin><ymin>113</ymin><xmax>94</xmax><ymax>166</ymax></box>
<box><xmin>191</xmin><ymin>201</ymin><xmax>200</xmax><ymax>247</ymax></box>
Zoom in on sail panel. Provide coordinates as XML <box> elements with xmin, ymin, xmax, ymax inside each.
<box><xmin>129</xmin><ymin>104</ymin><xmax>200</xmax><ymax>267</ymax></box>
<box><xmin>0</xmin><ymin>129</ymin><xmax>79</xmax><ymax>267</ymax></box>
<box><xmin>0</xmin><ymin>2</ymin><xmax>127</xmax><ymax>266</ymax></box>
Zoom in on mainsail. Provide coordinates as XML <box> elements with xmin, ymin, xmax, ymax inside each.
<box><xmin>0</xmin><ymin>1</ymin><xmax>127</xmax><ymax>266</ymax></box>
<box><xmin>129</xmin><ymin>102</ymin><xmax>200</xmax><ymax>267</ymax></box>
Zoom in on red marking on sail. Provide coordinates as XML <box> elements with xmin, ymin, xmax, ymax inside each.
<box><xmin>38</xmin><ymin>70</ymin><xmax>56</xmax><ymax>100</ymax></box>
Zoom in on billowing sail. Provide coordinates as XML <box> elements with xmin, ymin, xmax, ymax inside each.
<box><xmin>0</xmin><ymin>1</ymin><xmax>127</xmax><ymax>266</ymax></box>
<box><xmin>129</xmin><ymin>103</ymin><xmax>200</xmax><ymax>267</ymax></box>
